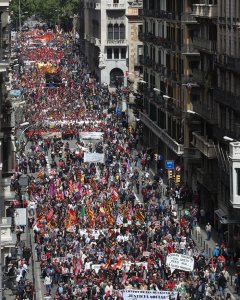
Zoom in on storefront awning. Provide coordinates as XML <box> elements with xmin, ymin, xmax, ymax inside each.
<box><xmin>214</xmin><ymin>208</ymin><xmax>228</xmax><ymax>218</ymax></box>
<box><xmin>215</xmin><ymin>208</ymin><xmax>240</xmax><ymax>224</ymax></box>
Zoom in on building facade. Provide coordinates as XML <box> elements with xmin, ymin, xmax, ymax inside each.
<box><xmin>0</xmin><ymin>0</ymin><xmax>17</xmax><ymax>267</ymax></box>
<box><xmin>140</xmin><ymin>0</ymin><xmax>240</xmax><ymax>248</ymax></box>
<box><xmin>126</xmin><ymin>1</ymin><xmax>143</xmax><ymax>92</ymax></box>
<box><xmin>82</xmin><ymin>0</ymin><xmax>143</xmax><ymax>87</ymax></box>
<box><xmin>139</xmin><ymin>0</ymin><xmax>201</xmax><ymax>181</ymax></box>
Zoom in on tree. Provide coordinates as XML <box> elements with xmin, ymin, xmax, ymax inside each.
<box><xmin>10</xmin><ymin>0</ymin><xmax>79</xmax><ymax>30</ymax></box>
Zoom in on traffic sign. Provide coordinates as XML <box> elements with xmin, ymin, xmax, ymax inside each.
<box><xmin>175</xmin><ymin>165</ymin><xmax>181</xmax><ymax>172</ymax></box>
<box><xmin>158</xmin><ymin>155</ymin><xmax>162</xmax><ymax>161</ymax></box>
<box><xmin>165</xmin><ymin>160</ymin><xmax>174</xmax><ymax>170</ymax></box>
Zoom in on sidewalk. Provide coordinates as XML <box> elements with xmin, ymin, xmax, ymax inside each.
<box><xmin>192</xmin><ymin>225</ymin><xmax>238</xmax><ymax>299</ymax></box>
<box><xmin>143</xmin><ymin>162</ymin><xmax>239</xmax><ymax>299</ymax></box>
<box><xmin>4</xmin><ymin>231</ymin><xmax>35</xmax><ymax>300</ymax></box>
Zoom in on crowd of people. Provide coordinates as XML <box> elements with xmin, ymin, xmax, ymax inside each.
<box><xmin>7</xmin><ymin>28</ymin><xmax>237</xmax><ymax>300</ymax></box>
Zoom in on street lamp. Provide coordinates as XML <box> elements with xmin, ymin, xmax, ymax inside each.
<box><xmin>223</xmin><ymin>136</ymin><xmax>234</xmax><ymax>142</ymax></box>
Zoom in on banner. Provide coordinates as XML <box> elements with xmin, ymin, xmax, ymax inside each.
<box><xmin>84</xmin><ymin>152</ymin><xmax>105</xmax><ymax>163</ymax></box>
<box><xmin>166</xmin><ymin>253</ymin><xmax>194</xmax><ymax>273</ymax></box>
<box><xmin>80</xmin><ymin>131</ymin><xmax>104</xmax><ymax>140</ymax></box>
<box><xmin>122</xmin><ymin>290</ymin><xmax>178</xmax><ymax>300</ymax></box>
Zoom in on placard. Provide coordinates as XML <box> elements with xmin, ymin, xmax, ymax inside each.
<box><xmin>166</xmin><ymin>253</ymin><xmax>194</xmax><ymax>273</ymax></box>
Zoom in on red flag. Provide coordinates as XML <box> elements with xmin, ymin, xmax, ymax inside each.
<box><xmin>112</xmin><ymin>257</ymin><xmax>123</xmax><ymax>270</ymax></box>
<box><xmin>46</xmin><ymin>208</ymin><xmax>54</xmax><ymax>222</ymax></box>
<box><xmin>68</xmin><ymin>209</ymin><xmax>77</xmax><ymax>225</ymax></box>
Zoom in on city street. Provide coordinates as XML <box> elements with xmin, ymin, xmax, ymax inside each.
<box><xmin>3</xmin><ymin>15</ymin><xmax>238</xmax><ymax>300</ymax></box>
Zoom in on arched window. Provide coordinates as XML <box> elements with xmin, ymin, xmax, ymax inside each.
<box><xmin>108</xmin><ymin>24</ymin><xmax>113</xmax><ymax>40</ymax></box>
<box><xmin>120</xmin><ymin>24</ymin><xmax>125</xmax><ymax>39</ymax></box>
<box><xmin>114</xmin><ymin>24</ymin><xmax>119</xmax><ymax>40</ymax></box>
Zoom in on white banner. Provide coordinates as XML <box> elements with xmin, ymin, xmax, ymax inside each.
<box><xmin>122</xmin><ymin>290</ymin><xmax>178</xmax><ymax>300</ymax></box>
<box><xmin>80</xmin><ymin>131</ymin><xmax>104</xmax><ymax>140</ymax></box>
<box><xmin>84</xmin><ymin>152</ymin><xmax>105</xmax><ymax>163</ymax></box>
<box><xmin>166</xmin><ymin>253</ymin><xmax>194</xmax><ymax>273</ymax></box>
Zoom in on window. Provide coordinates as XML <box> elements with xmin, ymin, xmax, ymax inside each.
<box><xmin>114</xmin><ymin>48</ymin><xmax>119</xmax><ymax>59</ymax></box>
<box><xmin>113</xmin><ymin>0</ymin><xmax>119</xmax><ymax>3</ymax></box>
<box><xmin>120</xmin><ymin>24</ymin><xmax>125</xmax><ymax>39</ymax></box>
<box><xmin>107</xmin><ymin>48</ymin><xmax>112</xmax><ymax>59</ymax></box>
<box><xmin>108</xmin><ymin>24</ymin><xmax>113</xmax><ymax>40</ymax></box>
<box><xmin>114</xmin><ymin>24</ymin><xmax>119</xmax><ymax>40</ymax></box>
<box><xmin>236</xmin><ymin>168</ymin><xmax>240</xmax><ymax>196</ymax></box>
<box><xmin>121</xmin><ymin>48</ymin><xmax>126</xmax><ymax>59</ymax></box>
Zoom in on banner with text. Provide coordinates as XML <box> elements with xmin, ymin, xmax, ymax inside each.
<box><xmin>122</xmin><ymin>290</ymin><xmax>178</xmax><ymax>300</ymax></box>
<box><xmin>80</xmin><ymin>131</ymin><xmax>104</xmax><ymax>140</ymax></box>
<box><xmin>166</xmin><ymin>253</ymin><xmax>194</xmax><ymax>273</ymax></box>
<box><xmin>84</xmin><ymin>152</ymin><xmax>105</xmax><ymax>163</ymax></box>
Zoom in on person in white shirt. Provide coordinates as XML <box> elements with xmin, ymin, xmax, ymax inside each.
<box><xmin>85</xmin><ymin>259</ymin><xmax>92</xmax><ymax>271</ymax></box>
<box><xmin>44</xmin><ymin>273</ymin><xmax>52</xmax><ymax>295</ymax></box>
<box><xmin>117</xmin><ymin>234</ymin><xmax>124</xmax><ymax>243</ymax></box>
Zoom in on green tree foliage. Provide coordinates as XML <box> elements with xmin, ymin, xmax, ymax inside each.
<box><xmin>10</xmin><ymin>0</ymin><xmax>79</xmax><ymax>29</ymax></box>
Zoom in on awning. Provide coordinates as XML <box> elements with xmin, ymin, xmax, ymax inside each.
<box><xmin>214</xmin><ymin>208</ymin><xmax>228</xmax><ymax>218</ymax></box>
<box><xmin>215</xmin><ymin>208</ymin><xmax>240</xmax><ymax>224</ymax></box>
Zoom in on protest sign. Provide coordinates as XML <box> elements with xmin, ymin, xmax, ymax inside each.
<box><xmin>122</xmin><ymin>290</ymin><xmax>178</xmax><ymax>300</ymax></box>
<box><xmin>166</xmin><ymin>253</ymin><xmax>194</xmax><ymax>273</ymax></box>
<box><xmin>84</xmin><ymin>152</ymin><xmax>105</xmax><ymax>163</ymax></box>
<box><xmin>92</xmin><ymin>264</ymin><xmax>102</xmax><ymax>274</ymax></box>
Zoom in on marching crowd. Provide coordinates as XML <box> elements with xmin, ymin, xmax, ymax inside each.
<box><xmin>7</xmin><ymin>28</ymin><xmax>237</xmax><ymax>300</ymax></box>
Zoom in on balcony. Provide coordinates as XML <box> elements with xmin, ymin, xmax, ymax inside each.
<box><xmin>225</xmin><ymin>56</ymin><xmax>240</xmax><ymax>74</ymax></box>
<box><xmin>213</xmin><ymin>88</ymin><xmax>240</xmax><ymax>112</ymax></box>
<box><xmin>196</xmin><ymin>168</ymin><xmax>217</xmax><ymax>192</ymax></box>
<box><xmin>106</xmin><ymin>3</ymin><xmax>126</xmax><ymax>10</ymax></box>
<box><xmin>182</xmin><ymin>12</ymin><xmax>197</xmax><ymax>24</ymax></box>
<box><xmin>2</xmin><ymin>110</ymin><xmax>15</xmax><ymax>129</ymax></box>
<box><xmin>126</xmin><ymin>7</ymin><xmax>141</xmax><ymax>17</ymax></box>
<box><xmin>192</xmin><ymin>4</ymin><xmax>217</xmax><ymax>19</ymax></box>
<box><xmin>107</xmin><ymin>39</ymin><xmax>127</xmax><ymax>46</ymax></box>
<box><xmin>181</xmin><ymin>44</ymin><xmax>199</xmax><ymax>55</ymax></box>
<box><xmin>140</xmin><ymin>57</ymin><xmax>154</xmax><ymax>68</ymax></box>
<box><xmin>193</xmin><ymin>102</ymin><xmax>218</xmax><ymax>124</ymax></box>
<box><xmin>193</xmin><ymin>69</ymin><xmax>205</xmax><ymax>85</ymax></box>
<box><xmin>183</xmin><ymin>147</ymin><xmax>201</xmax><ymax>160</ymax></box>
<box><xmin>191</xmin><ymin>131</ymin><xmax>216</xmax><ymax>158</ymax></box>
<box><xmin>141</xmin><ymin>9</ymin><xmax>168</xmax><ymax>19</ymax></box>
<box><xmin>0</xmin><ymin>217</ymin><xmax>16</xmax><ymax>248</ymax></box>
<box><xmin>138</xmin><ymin>32</ymin><xmax>171</xmax><ymax>49</ymax></box>
<box><xmin>107</xmin><ymin>16</ymin><xmax>125</xmax><ymax>21</ymax></box>
<box><xmin>0</xmin><ymin>49</ymin><xmax>8</xmax><ymax>71</ymax></box>
<box><xmin>0</xmin><ymin>0</ymin><xmax>10</xmax><ymax>9</ymax></box>
<box><xmin>139</xmin><ymin>111</ymin><xmax>184</xmax><ymax>155</ymax></box>
<box><xmin>193</xmin><ymin>37</ymin><xmax>216</xmax><ymax>53</ymax></box>
<box><xmin>84</xmin><ymin>34</ymin><xmax>101</xmax><ymax>47</ymax></box>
